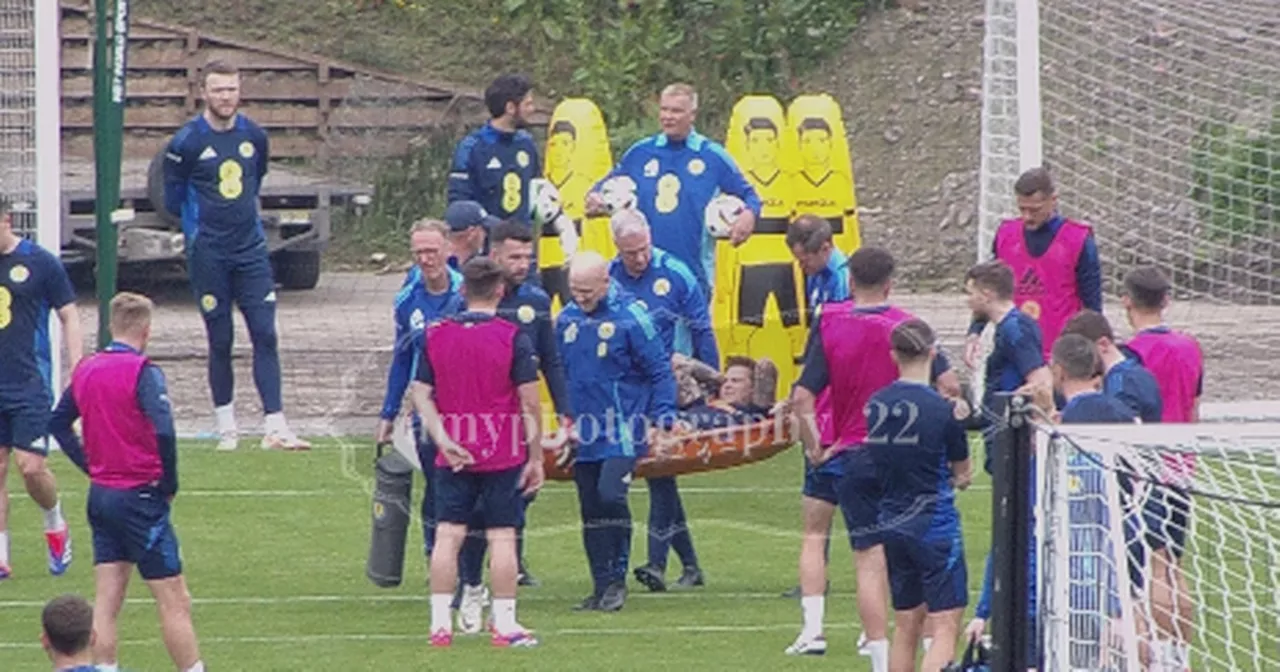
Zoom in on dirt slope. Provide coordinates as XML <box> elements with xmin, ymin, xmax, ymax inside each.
<box><xmin>137</xmin><ymin>0</ymin><xmax>988</xmax><ymax>289</ymax></box>
<box><xmin>801</xmin><ymin>1</ymin><xmax>987</xmax><ymax>291</ymax></box>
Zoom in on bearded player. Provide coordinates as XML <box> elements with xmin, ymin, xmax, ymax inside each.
<box><xmin>786</xmin><ymin>246</ymin><xmax>961</xmax><ymax>666</ymax></box>
<box><xmin>963</xmin><ymin>167</ymin><xmax>1102</xmax><ymax>367</ymax></box>
<box><xmin>162</xmin><ymin>60</ymin><xmax>308</xmax><ymax>451</ymax></box>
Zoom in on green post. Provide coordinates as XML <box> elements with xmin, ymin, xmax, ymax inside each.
<box><xmin>92</xmin><ymin>0</ymin><xmax>129</xmax><ymax>349</ymax></box>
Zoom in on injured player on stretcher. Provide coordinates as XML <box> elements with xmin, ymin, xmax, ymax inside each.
<box><xmin>673</xmin><ymin>353</ymin><xmax>779</xmax><ymax>430</ymax></box>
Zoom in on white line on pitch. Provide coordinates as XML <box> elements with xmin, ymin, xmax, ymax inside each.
<box><xmin>0</xmin><ymin>621</ymin><xmax>860</xmax><ymax>649</ymax></box>
<box><xmin>0</xmin><ymin>591</ymin><xmax>848</xmax><ymax>610</ymax></box>
<box><xmin>41</xmin><ymin>485</ymin><xmax>990</xmax><ymax>498</ymax></box>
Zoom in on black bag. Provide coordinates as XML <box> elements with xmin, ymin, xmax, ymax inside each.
<box><xmin>365</xmin><ymin>442</ymin><xmax>415</xmax><ymax>588</ymax></box>
<box><xmin>943</xmin><ymin>637</ymin><xmax>991</xmax><ymax>672</ymax></box>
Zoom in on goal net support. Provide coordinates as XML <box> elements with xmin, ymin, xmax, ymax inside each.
<box><xmin>979</xmin><ymin>0</ymin><xmax>1280</xmax><ymax>300</ymax></box>
<box><xmin>981</xmin><ymin>1</ymin><xmax>1280</xmax><ymax>663</ymax></box>
<box><xmin>0</xmin><ymin>0</ymin><xmax>62</xmax><ymax>386</ymax></box>
<box><xmin>1031</xmin><ymin>416</ymin><xmax>1280</xmax><ymax>671</ymax></box>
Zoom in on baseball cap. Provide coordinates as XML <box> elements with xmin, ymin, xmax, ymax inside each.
<box><xmin>444</xmin><ymin>201</ymin><xmax>501</xmax><ymax>232</ymax></box>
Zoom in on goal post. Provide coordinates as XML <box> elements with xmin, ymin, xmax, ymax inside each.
<box><xmin>34</xmin><ymin>0</ymin><xmax>61</xmax><ymax>390</ymax></box>
<box><xmin>979</xmin><ymin>0</ymin><xmax>1280</xmax><ymax>298</ymax></box>
<box><xmin>1034</xmin><ymin>420</ymin><xmax>1280</xmax><ymax>671</ymax></box>
<box><xmin>0</xmin><ymin>0</ymin><xmax>63</xmax><ymax>392</ymax></box>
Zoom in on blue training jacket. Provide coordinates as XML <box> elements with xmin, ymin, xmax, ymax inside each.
<box><xmin>608</xmin><ymin>247</ymin><xmax>719</xmax><ymax>368</ymax></box>
<box><xmin>592</xmin><ymin>130</ymin><xmax>762</xmax><ymax>292</ymax></box>
<box><xmin>380</xmin><ymin>268</ymin><xmax>465</xmax><ymax>421</ymax></box>
<box><xmin>555</xmin><ymin>285</ymin><xmax>678</xmax><ymax>462</ymax></box>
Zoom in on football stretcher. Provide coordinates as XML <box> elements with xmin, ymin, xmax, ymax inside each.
<box><xmin>542</xmin><ymin>417</ymin><xmax>796</xmax><ymax>481</ymax></box>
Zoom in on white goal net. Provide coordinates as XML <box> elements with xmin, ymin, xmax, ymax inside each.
<box><xmin>1035</xmin><ymin>420</ymin><xmax>1280</xmax><ymax>671</ymax></box>
<box><xmin>0</xmin><ymin>0</ymin><xmax>35</xmax><ymax>233</ymax></box>
<box><xmin>981</xmin><ymin>3</ymin><xmax>1280</xmax><ymax>666</ymax></box>
<box><xmin>979</xmin><ymin>0</ymin><xmax>1280</xmax><ymax>303</ymax></box>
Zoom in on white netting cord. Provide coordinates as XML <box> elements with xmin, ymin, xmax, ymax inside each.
<box><xmin>0</xmin><ymin>0</ymin><xmax>34</xmax><ymax>234</ymax></box>
<box><xmin>978</xmin><ymin>0</ymin><xmax>1024</xmax><ymax>259</ymax></box>
<box><xmin>1036</xmin><ymin>0</ymin><xmax>1280</xmax><ymax>303</ymax></box>
<box><xmin>1039</xmin><ymin>421</ymin><xmax>1280</xmax><ymax>672</ymax></box>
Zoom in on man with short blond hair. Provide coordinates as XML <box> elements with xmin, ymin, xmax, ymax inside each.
<box><xmin>586</xmin><ymin>83</ymin><xmax>762</xmax><ymax>293</ymax></box>
<box><xmin>49</xmin><ymin>291</ymin><xmax>205</xmax><ymax>672</ymax></box>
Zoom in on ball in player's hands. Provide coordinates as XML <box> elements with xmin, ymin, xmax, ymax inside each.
<box><xmin>704</xmin><ymin>194</ymin><xmax>745</xmax><ymax>239</ymax></box>
<box><xmin>530</xmin><ymin>178</ymin><xmax>563</xmax><ymax>226</ymax></box>
<box><xmin>599</xmin><ymin>176</ymin><xmax>638</xmax><ymax>214</ymax></box>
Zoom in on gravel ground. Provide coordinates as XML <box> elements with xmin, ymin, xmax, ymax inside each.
<box><xmin>60</xmin><ymin>272</ymin><xmax>1280</xmax><ymax>439</ymax></box>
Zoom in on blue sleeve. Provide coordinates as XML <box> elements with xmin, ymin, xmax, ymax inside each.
<box><xmin>976</xmin><ymin>550</ymin><xmax>994</xmax><ymax>619</ymax></box>
<box><xmin>526</xmin><ymin>136</ymin><xmax>543</xmax><ymax>179</ymax></box>
<box><xmin>137</xmin><ymin>365</ymin><xmax>178</xmax><ymax>497</ymax></box>
<box><xmin>930</xmin><ymin>348</ymin><xmax>952</xmax><ymax>384</ymax></box>
<box><xmin>162</xmin><ymin>129</ymin><xmax>195</xmax><ymax>217</ymax></box>
<box><xmin>1112</xmin><ymin>375</ymin><xmax>1144</xmax><ymax>420</ymax></box>
<box><xmin>945</xmin><ymin>416</ymin><xmax>969</xmax><ymax>462</ymax></box>
<box><xmin>533</xmin><ymin>298</ymin><xmax>573</xmax><ymax>416</ymax></box>
<box><xmin>1076</xmin><ymin>234</ymin><xmax>1103</xmax><ymax>312</ymax></box>
<box><xmin>415</xmin><ymin>329</ymin><xmax>435</xmax><ymax>386</ymax></box>
<box><xmin>510</xmin><ymin>332</ymin><xmax>539</xmax><ymax>386</ymax></box>
<box><xmin>590</xmin><ymin>142</ymin><xmax>643</xmax><ymax>193</ymax></box>
<box><xmin>1008</xmin><ymin>322</ymin><xmax>1046</xmax><ymax>378</ymax></box>
<box><xmin>628</xmin><ymin>305</ymin><xmax>678</xmax><ymax>425</ymax></box>
<box><xmin>380</xmin><ymin>303</ymin><xmax>414</xmax><ymax>420</ymax></box>
<box><xmin>39</xmin><ymin>252</ymin><xmax>76</xmax><ymax>310</ymax></box>
<box><xmin>48</xmin><ymin>388</ymin><xmax>87</xmax><ymax>475</ymax></box>
<box><xmin>679</xmin><ymin>273</ymin><xmax>720</xmax><ymax>368</ymax></box>
<box><xmin>709</xmin><ymin>145</ymin><xmax>763</xmax><ymax>217</ymax></box>
<box><xmin>447</xmin><ymin>135</ymin><xmax>477</xmax><ymax>203</ymax></box>
<box><xmin>254</xmin><ymin>125</ymin><xmax>270</xmax><ymax>181</ymax></box>
<box><xmin>795</xmin><ymin>325</ymin><xmax>830</xmax><ymax>395</ymax></box>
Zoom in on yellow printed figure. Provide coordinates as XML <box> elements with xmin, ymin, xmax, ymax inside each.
<box><xmin>717</xmin><ymin>95</ymin><xmax>805</xmax><ymax>401</ymax></box>
<box><xmin>540</xmin><ymin>99</ymin><xmax>614</xmax><ymax>313</ymax></box>
<box><xmin>786</xmin><ymin>94</ymin><xmax>862</xmax><ymax>254</ymax></box>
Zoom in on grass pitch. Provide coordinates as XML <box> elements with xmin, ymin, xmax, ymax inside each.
<box><xmin>0</xmin><ymin>437</ymin><xmax>990</xmax><ymax>671</ymax></box>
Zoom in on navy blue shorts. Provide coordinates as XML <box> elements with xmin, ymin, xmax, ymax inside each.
<box><xmin>836</xmin><ymin>449</ymin><xmax>882</xmax><ymax>550</ymax></box>
<box><xmin>1144</xmin><ymin>484</ymin><xmax>1190</xmax><ymax>559</ymax></box>
<box><xmin>0</xmin><ymin>395</ymin><xmax>51</xmax><ymax>456</ymax></box>
<box><xmin>87</xmin><ymin>485</ymin><xmax>183</xmax><ymax>580</ymax></box>
<box><xmin>187</xmin><ymin>244</ymin><xmax>276</xmax><ymax>320</ymax></box>
<box><xmin>883</xmin><ymin>530</ymin><xmax>968</xmax><ymax>612</ymax></box>
<box><xmin>434</xmin><ymin>466</ymin><xmax>524</xmax><ymax>529</ymax></box>
<box><xmin>802</xmin><ymin>455</ymin><xmax>842</xmax><ymax>505</ymax></box>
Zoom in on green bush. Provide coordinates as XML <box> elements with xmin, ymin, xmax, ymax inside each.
<box><xmin>329</xmin><ymin>125</ymin><xmax>462</xmax><ymax>261</ymax></box>
<box><xmin>1190</xmin><ymin>105</ymin><xmax>1280</xmax><ymax>242</ymax></box>
<box><xmin>339</xmin><ymin>0</ymin><xmax>866</xmax><ymax>259</ymax></box>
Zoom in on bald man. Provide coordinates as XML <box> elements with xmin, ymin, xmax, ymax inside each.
<box><xmin>556</xmin><ymin>252</ymin><xmax>680</xmax><ymax>612</ymax></box>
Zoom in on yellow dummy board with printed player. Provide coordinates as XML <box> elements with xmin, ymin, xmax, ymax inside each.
<box><xmin>714</xmin><ymin>95</ymin><xmax>806</xmax><ymax>401</ymax></box>
<box><xmin>541</xmin><ymin>98</ymin><xmax>614</xmax><ymax>313</ymax></box>
<box><xmin>786</xmin><ymin>94</ymin><xmax>862</xmax><ymax>254</ymax></box>
<box><xmin>539</xmin><ymin>99</ymin><xmax>613</xmax><ymax>421</ymax></box>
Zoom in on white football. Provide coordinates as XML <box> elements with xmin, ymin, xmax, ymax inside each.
<box><xmin>530</xmin><ymin>178</ymin><xmax>563</xmax><ymax>226</ymax></box>
<box><xmin>599</xmin><ymin>175</ymin><xmax>637</xmax><ymax>214</ymax></box>
<box><xmin>704</xmin><ymin>194</ymin><xmax>745</xmax><ymax>239</ymax></box>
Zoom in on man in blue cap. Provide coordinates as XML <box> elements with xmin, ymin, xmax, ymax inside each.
<box><xmin>403</xmin><ymin>201</ymin><xmax>499</xmax><ymax>286</ymax></box>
